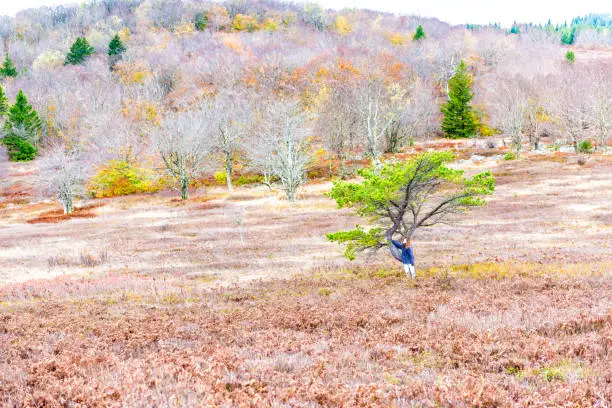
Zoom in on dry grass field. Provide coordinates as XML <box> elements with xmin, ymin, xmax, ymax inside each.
<box><xmin>0</xmin><ymin>150</ymin><xmax>611</xmax><ymax>406</ymax></box>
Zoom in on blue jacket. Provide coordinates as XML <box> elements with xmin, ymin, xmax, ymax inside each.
<box><xmin>392</xmin><ymin>240</ymin><xmax>415</xmax><ymax>265</ymax></box>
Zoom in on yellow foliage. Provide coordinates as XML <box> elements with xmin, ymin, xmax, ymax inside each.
<box><xmin>335</xmin><ymin>16</ymin><xmax>352</xmax><ymax>35</ymax></box>
<box><xmin>232</xmin><ymin>14</ymin><xmax>260</xmax><ymax>32</ymax></box>
<box><xmin>119</xmin><ymin>27</ymin><xmax>130</xmax><ymax>42</ymax></box>
<box><xmin>114</xmin><ymin>61</ymin><xmax>152</xmax><ymax>85</ymax></box>
<box><xmin>87</xmin><ymin>159</ymin><xmax>161</xmax><ymax>198</ymax></box>
<box><xmin>262</xmin><ymin>18</ymin><xmax>279</xmax><ymax>32</ymax></box>
<box><xmin>389</xmin><ymin>32</ymin><xmax>408</xmax><ymax>46</ymax></box>
<box><xmin>121</xmin><ymin>99</ymin><xmax>160</xmax><ymax>125</ymax></box>
<box><xmin>130</xmin><ymin>71</ymin><xmax>149</xmax><ymax>84</ymax></box>
<box><xmin>174</xmin><ymin>21</ymin><xmax>195</xmax><ymax>36</ymax></box>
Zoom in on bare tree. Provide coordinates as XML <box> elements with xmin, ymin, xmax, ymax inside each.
<box><xmin>399</xmin><ymin>81</ymin><xmax>439</xmax><ymax>145</ymax></box>
<box><xmin>549</xmin><ymin>70</ymin><xmax>591</xmax><ymax>151</ymax></box>
<box><xmin>262</xmin><ymin>102</ymin><xmax>310</xmax><ymax>203</ymax></box>
<box><xmin>587</xmin><ymin>67</ymin><xmax>611</xmax><ymax>153</ymax></box>
<box><xmin>40</xmin><ymin>147</ymin><xmax>85</xmax><ymax>214</ymax></box>
<box><xmin>213</xmin><ymin>91</ymin><xmax>251</xmax><ymax>191</ymax></box>
<box><xmin>153</xmin><ymin>106</ymin><xmax>215</xmax><ymax>200</ymax></box>
<box><xmin>358</xmin><ymin>78</ymin><xmax>395</xmax><ymax>165</ymax></box>
<box><xmin>316</xmin><ymin>81</ymin><xmax>361</xmax><ymax>177</ymax></box>
<box><xmin>493</xmin><ymin>79</ymin><xmax>528</xmax><ymax>156</ymax></box>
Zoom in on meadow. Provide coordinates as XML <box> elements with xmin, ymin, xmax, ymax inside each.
<box><xmin>1</xmin><ymin>147</ymin><xmax>610</xmax><ymax>406</ymax></box>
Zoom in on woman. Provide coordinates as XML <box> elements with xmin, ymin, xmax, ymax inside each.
<box><xmin>390</xmin><ymin>237</ymin><xmax>416</xmax><ymax>278</ymax></box>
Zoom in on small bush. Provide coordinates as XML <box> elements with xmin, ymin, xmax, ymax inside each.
<box><xmin>478</xmin><ymin>124</ymin><xmax>501</xmax><ymax>137</ymax></box>
<box><xmin>577</xmin><ymin>140</ymin><xmax>592</xmax><ymax>154</ymax></box>
<box><xmin>565</xmin><ymin>50</ymin><xmax>575</xmax><ymax>63</ymax></box>
<box><xmin>79</xmin><ymin>249</ymin><xmax>109</xmax><ymax>267</ymax></box>
<box><xmin>214</xmin><ymin>171</ymin><xmax>227</xmax><ymax>185</ymax></box>
<box><xmin>1</xmin><ymin>135</ymin><xmax>37</xmax><ymax>161</ymax></box>
<box><xmin>503</xmin><ymin>152</ymin><xmax>516</xmax><ymax>161</ymax></box>
<box><xmin>235</xmin><ymin>174</ymin><xmax>263</xmax><ymax>186</ymax></box>
<box><xmin>88</xmin><ymin>160</ymin><xmax>159</xmax><ymax>198</ymax></box>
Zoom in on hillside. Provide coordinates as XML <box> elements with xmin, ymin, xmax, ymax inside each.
<box><xmin>0</xmin><ymin>1</ymin><xmax>611</xmax><ymax>406</ymax></box>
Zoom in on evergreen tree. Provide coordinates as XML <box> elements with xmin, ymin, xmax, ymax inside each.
<box><xmin>108</xmin><ymin>34</ymin><xmax>126</xmax><ymax>68</ymax></box>
<box><xmin>440</xmin><ymin>61</ymin><xmax>478</xmax><ymax>139</ymax></box>
<box><xmin>0</xmin><ymin>84</ymin><xmax>8</xmax><ymax>117</ymax></box>
<box><xmin>0</xmin><ymin>54</ymin><xmax>17</xmax><ymax>77</ymax></box>
<box><xmin>560</xmin><ymin>27</ymin><xmax>576</xmax><ymax>44</ymax></box>
<box><xmin>413</xmin><ymin>25</ymin><xmax>426</xmax><ymax>40</ymax></box>
<box><xmin>65</xmin><ymin>37</ymin><xmax>95</xmax><ymax>65</ymax></box>
<box><xmin>509</xmin><ymin>22</ymin><xmax>520</xmax><ymax>34</ymax></box>
<box><xmin>108</xmin><ymin>34</ymin><xmax>126</xmax><ymax>56</ymax></box>
<box><xmin>1</xmin><ymin>90</ymin><xmax>42</xmax><ymax>161</ymax></box>
<box><xmin>3</xmin><ymin>90</ymin><xmax>42</xmax><ymax>135</ymax></box>
<box><xmin>194</xmin><ymin>11</ymin><xmax>209</xmax><ymax>30</ymax></box>
<box><xmin>2</xmin><ymin>134</ymin><xmax>37</xmax><ymax>161</ymax></box>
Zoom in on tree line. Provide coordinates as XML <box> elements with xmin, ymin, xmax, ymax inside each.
<box><xmin>0</xmin><ymin>0</ymin><xmax>609</xmax><ymax>213</ymax></box>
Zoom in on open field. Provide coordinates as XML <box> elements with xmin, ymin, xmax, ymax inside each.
<box><xmin>0</xmin><ymin>151</ymin><xmax>611</xmax><ymax>406</ymax></box>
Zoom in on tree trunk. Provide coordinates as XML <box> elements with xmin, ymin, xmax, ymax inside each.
<box><xmin>225</xmin><ymin>151</ymin><xmax>233</xmax><ymax>192</ymax></box>
<box><xmin>61</xmin><ymin>192</ymin><xmax>74</xmax><ymax>214</ymax></box>
<box><xmin>286</xmin><ymin>187</ymin><xmax>296</xmax><ymax>203</ymax></box>
<box><xmin>180</xmin><ymin>176</ymin><xmax>189</xmax><ymax>200</ymax></box>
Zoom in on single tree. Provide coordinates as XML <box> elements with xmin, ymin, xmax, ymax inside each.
<box><xmin>153</xmin><ymin>106</ymin><xmax>215</xmax><ymax>200</ymax></box>
<box><xmin>108</xmin><ymin>34</ymin><xmax>126</xmax><ymax>56</ymax></box>
<box><xmin>440</xmin><ymin>61</ymin><xmax>478</xmax><ymax>138</ymax></box>
<box><xmin>212</xmin><ymin>92</ymin><xmax>251</xmax><ymax>191</ymax></box>
<box><xmin>358</xmin><ymin>78</ymin><xmax>396</xmax><ymax>165</ymax></box>
<box><xmin>565</xmin><ymin>50</ymin><xmax>575</xmax><ymax>63</ymax></box>
<box><xmin>327</xmin><ymin>152</ymin><xmax>494</xmax><ymax>260</ymax></box>
<box><xmin>194</xmin><ymin>11</ymin><xmax>209</xmax><ymax>30</ymax></box>
<box><xmin>2</xmin><ymin>90</ymin><xmax>42</xmax><ymax>161</ymax></box>
<box><xmin>413</xmin><ymin>25</ymin><xmax>426</xmax><ymax>41</ymax></box>
<box><xmin>65</xmin><ymin>37</ymin><xmax>95</xmax><ymax>65</ymax></box>
<box><xmin>40</xmin><ymin>147</ymin><xmax>85</xmax><ymax>214</ymax></box>
<box><xmin>0</xmin><ymin>53</ymin><xmax>17</xmax><ymax>77</ymax></box>
<box><xmin>265</xmin><ymin>102</ymin><xmax>310</xmax><ymax>202</ymax></box>
<box><xmin>494</xmin><ymin>80</ymin><xmax>528</xmax><ymax>156</ymax></box>
<box><xmin>108</xmin><ymin>33</ymin><xmax>126</xmax><ymax>68</ymax></box>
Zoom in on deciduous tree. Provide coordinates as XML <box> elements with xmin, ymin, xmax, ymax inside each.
<box><xmin>153</xmin><ymin>106</ymin><xmax>215</xmax><ymax>200</ymax></box>
<box><xmin>327</xmin><ymin>152</ymin><xmax>494</xmax><ymax>259</ymax></box>
<box><xmin>40</xmin><ymin>146</ymin><xmax>85</xmax><ymax>214</ymax></box>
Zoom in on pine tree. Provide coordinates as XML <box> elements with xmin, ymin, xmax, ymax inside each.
<box><xmin>440</xmin><ymin>61</ymin><xmax>478</xmax><ymax>139</ymax></box>
<box><xmin>108</xmin><ymin>34</ymin><xmax>126</xmax><ymax>68</ymax></box>
<box><xmin>65</xmin><ymin>37</ymin><xmax>95</xmax><ymax>65</ymax></box>
<box><xmin>0</xmin><ymin>84</ymin><xmax>8</xmax><ymax>117</ymax></box>
<box><xmin>3</xmin><ymin>90</ymin><xmax>42</xmax><ymax>135</ymax></box>
<box><xmin>108</xmin><ymin>34</ymin><xmax>126</xmax><ymax>56</ymax></box>
<box><xmin>1</xmin><ymin>90</ymin><xmax>41</xmax><ymax>161</ymax></box>
<box><xmin>413</xmin><ymin>25</ymin><xmax>426</xmax><ymax>40</ymax></box>
<box><xmin>194</xmin><ymin>11</ymin><xmax>209</xmax><ymax>31</ymax></box>
<box><xmin>0</xmin><ymin>54</ymin><xmax>17</xmax><ymax>77</ymax></box>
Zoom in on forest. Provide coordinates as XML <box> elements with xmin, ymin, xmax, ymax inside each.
<box><xmin>0</xmin><ymin>1</ymin><xmax>609</xmax><ymax>208</ymax></box>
